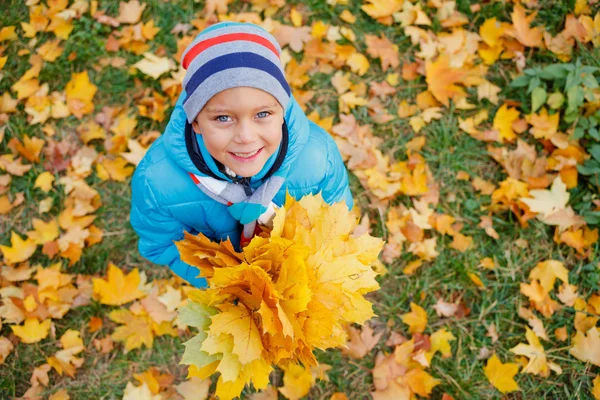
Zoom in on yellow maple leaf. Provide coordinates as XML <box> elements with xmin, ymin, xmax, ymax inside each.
<box><xmin>27</xmin><ymin>218</ymin><xmax>59</xmax><ymax>245</ymax></box>
<box><xmin>346</xmin><ymin>53</ymin><xmax>370</xmax><ymax>76</ymax></box>
<box><xmin>425</xmin><ymin>328</ymin><xmax>456</xmax><ymax>360</ymax></box>
<box><xmin>11</xmin><ymin>318</ymin><xmax>52</xmax><ymax>344</ymax></box>
<box><xmin>34</xmin><ymin>171</ymin><xmax>55</xmax><ymax>192</ymax></box>
<box><xmin>525</xmin><ymin>107</ymin><xmax>559</xmax><ymax>140</ymax></box>
<box><xmin>361</xmin><ymin>0</ymin><xmax>403</xmax><ymax>19</ymax></box>
<box><xmin>65</xmin><ymin>71</ymin><xmax>97</xmax><ymax>119</ymax></box>
<box><xmin>570</xmin><ymin>327</ymin><xmax>600</xmax><ymax>366</ymax></box>
<box><xmin>493</xmin><ymin>103</ymin><xmax>521</xmax><ymax>142</ymax></box>
<box><xmin>528</xmin><ymin>260</ymin><xmax>569</xmax><ymax>294</ymax></box>
<box><xmin>480</xmin><ymin>17</ymin><xmax>507</xmax><ymax>47</ymax></box>
<box><xmin>14</xmin><ymin>135</ymin><xmax>45</xmax><ymax>163</ymax></box>
<box><xmin>134</xmin><ymin>370</ymin><xmax>161</xmax><ymax>395</ymax></box>
<box><xmin>401</xmin><ymin>302</ymin><xmax>428</xmax><ymax>334</ymax></box>
<box><xmin>0</xmin><ymin>26</ymin><xmax>17</xmax><ymax>41</ymax></box>
<box><xmin>278</xmin><ymin>363</ymin><xmax>314</xmax><ymax>400</ymax></box>
<box><xmin>425</xmin><ymin>55</ymin><xmax>466</xmax><ymax>106</ymax></box>
<box><xmin>338</xmin><ymin>92</ymin><xmax>369</xmax><ymax>114</ymax></box>
<box><xmin>92</xmin><ymin>263</ymin><xmax>146</xmax><ymax>305</ymax></box>
<box><xmin>1</xmin><ymin>231</ymin><xmax>37</xmax><ymax>264</ymax></box>
<box><xmin>121</xmin><ymin>139</ymin><xmax>149</xmax><ymax>167</ymax></box>
<box><xmin>109</xmin><ymin>308</ymin><xmax>155</xmax><ymax>352</ymax></box>
<box><xmin>37</xmin><ymin>39</ymin><xmax>64</xmax><ymax>62</ymax></box>
<box><xmin>484</xmin><ymin>353</ymin><xmax>520</xmax><ymax>393</ymax></box>
<box><xmin>593</xmin><ymin>375</ymin><xmax>600</xmax><ymax>400</ymax></box>
<box><xmin>491</xmin><ymin>177</ymin><xmax>530</xmax><ymax>210</ymax></box>
<box><xmin>405</xmin><ymin>368</ymin><xmax>440</xmax><ymax>397</ymax></box>
<box><xmin>510</xmin><ymin>327</ymin><xmax>562</xmax><ymax>377</ymax></box>
<box><xmin>47</xmin><ymin>329</ymin><xmax>85</xmax><ymax>377</ymax></box>
<box><xmin>96</xmin><ymin>157</ymin><xmax>134</xmax><ymax>182</ymax></box>
<box><xmin>110</xmin><ymin>113</ymin><xmax>138</xmax><ymax>137</ymax></box>
<box><xmin>209</xmin><ymin>303</ymin><xmax>263</xmax><ymax>365</ymax></box>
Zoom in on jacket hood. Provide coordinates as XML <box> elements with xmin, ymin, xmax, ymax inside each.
<box><xmin>163</xmin><ymin>91</ymin><xmax>310</xmax><ymax>185</ymax></box>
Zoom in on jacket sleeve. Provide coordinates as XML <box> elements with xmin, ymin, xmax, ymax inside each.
<box><xmin>321</xmin><ymin>136</ymin><xmax>354</xmax><ymax>210</ymax></box>
<box><xmin>130</xmin><ymin>170</ymin><xmax>207</xmax><ymax>288</ymax></box>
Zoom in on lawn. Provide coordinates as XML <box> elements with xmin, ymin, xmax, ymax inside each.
<box><xmin>1</xmin><ymin>0</ymin><xmax>600</xmax><ymax>399</ymax></box>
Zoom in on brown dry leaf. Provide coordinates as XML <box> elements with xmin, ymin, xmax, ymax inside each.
<box><xmin>432</xmin><ymin>298</ymin><xmax>459</xmax><ymax>317</ymax></box>
<box><xmin>518</xmin><ymin>306</ymin><xmax>549</xmax><ymax>340</ymax></box>
<box><xmin>479</xmin><ymin>216</ymin><xmax>500</xmax><ymax>239</ymax></box>
<box><xmin>343</xmin><ymin>324</ymin><xmax>384</xmax><ymax>358</ymax></box>
<box><xmin>0</xmin><ymin>155</ymin><xmax>32</xmax><ymax>176</ymax></box>
<box><xmin>472</xmin><ymin>177</ymin><xmax>496</xmax><ymax>195</ymax></box>
<box><xmin>93</xmin><ymin>337</ymin><xmax>115</xmax><ymax>353</ymax></box>
<box><xmin>175</xmin><ymin>376</ymin><xmax>211</xmax><ymax>400</ymax></box>
<box><xmin>88</xmin><ymin>316</ymin><xmax>103</xmax><ymax>332</ymax></box>
<box><xmin>365</xmin><ymin>34</ymin><xmax>399</xmax><ymax>71</ymax></box>
<box><xmin>274</xmin><ymin>24</ymin><xmax>311</xmax><ymax>53</ymax></box>
<box><xmin>0</xmin><ymin>336</ymin><xmax>14</xmax><ymax>364</ymax></box>
<box><xmin>141</xmin><ymin>292</ymin><xmax>177</xmax><ymax>324</ymax></box>
<box><xmin>30</xmin><ymin>363</ymin><xmax>52</xmax><ymax>387</ymax></box>
<box><xmin>117</xmin><ymin>0</ymin><xmax>147</xmax><ymax>24</ymax></box>
<box><xmin>486</xmin><ymin>323</ymin><xmax>499</xmax><ymax>343</ymax></box>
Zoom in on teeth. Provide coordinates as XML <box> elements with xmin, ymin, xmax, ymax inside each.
<box><xmin>232</xmin><ymin>149</ymin><xmax>260</xmax><ymax>158</ymax></box>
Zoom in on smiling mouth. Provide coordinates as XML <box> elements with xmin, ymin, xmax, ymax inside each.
<box><xmin>229</xmin><ymin>147</ymin><xmax>263</xmax><ymax>161</ymax></box>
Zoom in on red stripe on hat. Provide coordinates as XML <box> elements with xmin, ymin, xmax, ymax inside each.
<box><xmin>182</xmin><ymin>33</ymin><xmax>280</xmax><ymax>69</ymax></box>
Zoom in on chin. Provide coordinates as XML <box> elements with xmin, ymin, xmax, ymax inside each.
<box><xmin>233</xmin><ymin>166</ymin><xmax>262</xmax><ymax>178</ymax></box>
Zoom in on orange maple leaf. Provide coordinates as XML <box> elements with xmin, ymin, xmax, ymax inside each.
<box><xmin>425</xmin><ymin>55</ymin><xmax>467</xmax><ymax>106</ymax></box>
<box><xmin>509</xmin><ymin>4</ymin><xmax>544</xmax><ymax>48</ymax></box>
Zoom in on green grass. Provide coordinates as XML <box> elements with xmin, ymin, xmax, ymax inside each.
<box><xmin>2</xmin><ymin>0</ymin><xmax>600</xmax><ymax>399</ymax></box>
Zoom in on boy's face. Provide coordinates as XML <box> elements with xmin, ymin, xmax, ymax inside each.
<box><xmin>192</xmin><ymin>87</ymin><xmax>284</xmax><ymax>178</ymax></box>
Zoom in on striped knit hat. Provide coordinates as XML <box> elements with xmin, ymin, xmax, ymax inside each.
<box><xmin>180</xmin><ymin>22</ymin><xmax>291</xmax><ymax>124</ymax></box>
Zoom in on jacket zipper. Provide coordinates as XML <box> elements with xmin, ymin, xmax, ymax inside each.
<box><xmin>233</xmin><ymin>176</ymin><xmax>253</xmax><ymax>196</ymax></box>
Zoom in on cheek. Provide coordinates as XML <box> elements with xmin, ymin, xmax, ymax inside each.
<box><xmin>264</xmin><ymin>126</ymin><xmax>283</xmax><ymax>148</ymax></box>
<box><xmin>202</xmin><ymin>132</ymin><xmax>231</xmax><ymax>152</ymax></box>
<box><xmin>263</xmin><ymin>118</ymin><xmax>283</xmax><ymax>146</ymax></box>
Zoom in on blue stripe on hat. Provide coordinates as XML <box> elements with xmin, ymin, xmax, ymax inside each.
<box><xmin>183</xmin><ymin>52</ymin><xmax>291</xmax><ymax>105</ymax></box>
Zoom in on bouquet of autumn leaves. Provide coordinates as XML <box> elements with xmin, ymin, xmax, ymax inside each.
<box><xmin>174</xmin><ymin>194</ymin><xmax>384</xmax><ymax>399</ymax></box>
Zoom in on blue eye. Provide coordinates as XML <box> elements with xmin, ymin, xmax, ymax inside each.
<box><xmin>257</xmin><ymin>111</ymin><xmax>270</xmax><ymax>118</ymax></box>
<box><xmin>216</xmin><ymin>115</ymin><xmax>231</xmax><ymax>122</ymax></box>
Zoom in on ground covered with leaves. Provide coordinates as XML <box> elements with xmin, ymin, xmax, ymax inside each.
<box><xmin>1</xmin><ymin>0</ymin><xmax>600</xmax><ymax>399</ymax></box>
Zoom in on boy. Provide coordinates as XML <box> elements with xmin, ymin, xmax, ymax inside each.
<box><xmin>130</xmin><ymin>22</ymin><xmax>353</xmax><ymax>288</ymax></box>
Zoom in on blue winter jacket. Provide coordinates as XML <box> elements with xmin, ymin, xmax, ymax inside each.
<box><xmin>130</xmin><ymin>91</ymin><xmax>353</xmax><ymax>288</ymax></box>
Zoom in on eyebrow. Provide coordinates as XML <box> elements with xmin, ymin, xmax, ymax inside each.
<box><xmin>203</xmin><ymin>103</ymin><xmax>279</xmax><ymax>114</ymax></box>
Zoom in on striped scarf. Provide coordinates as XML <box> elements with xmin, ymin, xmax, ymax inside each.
<box><xmin>189</xmin><ymin>172</ymin><xmax>282</xmax><ymax>247</ymax></box>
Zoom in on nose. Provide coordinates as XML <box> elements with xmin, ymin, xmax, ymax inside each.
<box><xmin>233</xmin><ymin>120</ymin><xmax>258</xmax><ymax>144</ymax></box>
